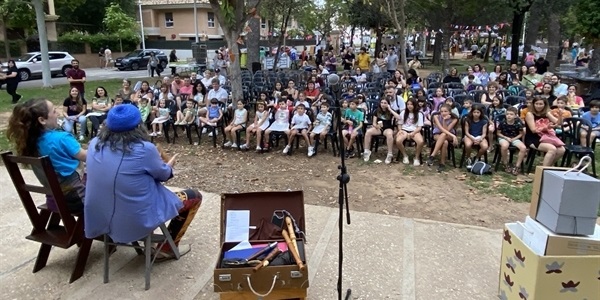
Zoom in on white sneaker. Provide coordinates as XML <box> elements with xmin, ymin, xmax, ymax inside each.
<box><xmin>363</xmin><ymin>149</ymin><xmax>371</xmax><ymax>162</ymax></box>
<box><xmin>231</xmin><ymin>143</ymin><xmax>238</xmax><ymax>148</ymax></box>
<box><xmin>224</xmin><ymin>141</ymin><xmax>232</xmax><ymax>147</ymax></box>
<box><xmin>149</xmin><ymin>132</ymin><xmax>157</xmax><ymax>137</ymax></box>
<box><xmin>413</xmin><ymin>159</ymin><xmax>421</xmax><ymax>166</ymax></box>
<box><xmin>256</xmin><ymin>146</ymin><xmax>262</xmax><ymax>151</ymax></box>
<box><xmin>78</xmin><ymin>135</ymin><xmax>85</xmax><ymax>141</ymax></box>
<box><xmin>208</xmin><ymin>132</ymin><xmax>214</xmax><ymax>137</ymax></box>
<box><xmin>208</xmin><ymin>122</ymin><xmax>217</xmax><ymax>126</ymax></box>
<box><xmin>308</xmin><ymin>146</ymin><xmax>315</xmax><ymax>157</ymax></box>
<box><xmin>385</xmin><ymin>153</ymin><xmax>393</xmax><ymax>164</ymax></box>
<box><xmin>157</xmin><ymin>131</ymin><xmax>162</xmax><ymax>135</ymax></box>
<box><xmin>402</xmin><ymin>156</ymin><xmax>409</xmax><ymax>164</ymax></box>
<box><xmin>283</xmin><ymin>145</ymin><xmax>291</xmax><ymax>154</ymax></box>
<box><xmin>202</xmin><ymin>128</ymin><xmax>207</xmax><ymax>134</ymax></box>
<box><xmin>240</xmin><ymin>144</ymin><xmax>248</xmax><ymax>150</ymax></box>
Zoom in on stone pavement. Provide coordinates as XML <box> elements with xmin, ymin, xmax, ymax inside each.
<box><xmin>0</xmin><ymin>168</ymin><xmax>502</xmax><ymax>300</ymax></box>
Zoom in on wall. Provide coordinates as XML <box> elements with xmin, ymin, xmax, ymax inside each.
<box><xmin>144</xmin><ymin>7</ymin><xmax>222</xmax><ymax>40</ymax></box>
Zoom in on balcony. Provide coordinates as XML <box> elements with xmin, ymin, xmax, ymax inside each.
<box><xmin>144</xmin><ymin>27</ymin><xmax>161</xmax><ymax>36</ymax></box>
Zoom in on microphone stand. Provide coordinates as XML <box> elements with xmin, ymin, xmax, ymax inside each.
<box><xmin>328</xmin><ymin>77</ymin><xmax>352</xmax><ymax>300</ymax></box>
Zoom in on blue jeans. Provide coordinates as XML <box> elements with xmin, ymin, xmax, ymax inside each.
<box><xmin>63</xmin><ymin>115</ymin><xmax>87</xmax><ymax>137</ymax></box>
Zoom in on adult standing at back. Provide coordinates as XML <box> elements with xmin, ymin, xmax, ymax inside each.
<box><xmin>385</xmin><ymin>49</ymin><xmax>398</xmax><ymax>76</ymax></box>
<box><xmin>342</xmin><ymin>48</ymin><xmax>355</xmax><ymax>71</ymax></box>
<box><xmin>104</xmin><ymin>46</ymin><xmax>112</xmax><ymax>69</ymax></box>
<box><xmin>4</xmin><ymin>59</ymin><xmax>22</xmax><ymax>103</ymax></box>
<box><xmin>66</xmin><ymin>59</ymin><xmax>86</xmax><ymax>100</ymax></box>
<box><xmin>169</xmin><ymin>49</ymin><xmax>178</xmax><ymax>76</ymax></box>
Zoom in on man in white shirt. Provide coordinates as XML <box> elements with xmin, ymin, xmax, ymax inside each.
<box><xmin>505</xmin><ymin>46</ymin><xmax>512</xmax><ymax>62</ymax></box>
<box><xmin>215</xmin><ymin>69</ymin><xmax>227</xmax><ymax>85</ymax></box>
<box><xmin>207</xmin><ymin>78</ymin><xmax>229</xmax><ymax>104</ymax></box>
<box><xmin>551</xmin><ymin>75</ymin><xmax>568</xmax><ymax>97</ymax></box>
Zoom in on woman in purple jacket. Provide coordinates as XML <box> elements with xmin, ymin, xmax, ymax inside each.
<box><xmin>84</xmin><ymin>104</ymin><xmax>201</xmax><ymax>261</ymax></box>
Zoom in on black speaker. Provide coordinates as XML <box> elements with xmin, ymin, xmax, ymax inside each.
<box><xmin>191</xmin><ymin>43</ymin><xmax>207</xmax><ymax>65</ymax></box>
<box><xmin>251</xmin><ymin>62</ymin><xmax>261</xmax><ymax>74</ymax></box>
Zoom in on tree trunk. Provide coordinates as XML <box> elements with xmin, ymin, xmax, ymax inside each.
<box><xmin>375</xmin><ymin>27</ymin><xmax>383</xmax><ymax>59</ymax></box>
<box><xmin>441</xmin><ymin>27</ymin><xmax>451</xmax><ymax>72</ymax></box>
<box><xmin>272</xmin><ymin>7</ymin><xmax>291</xmax><ymax>70</ymax></box>
<box><xmin>522</xmin><ymin>1</ymin><xmax>542</xmax><ymax>64</ymax></box>
<box><xmin>483</xmin><ymin>30</ymin><xmax>493</xmax><ymax>62</ymax></box>
<box><xmin>432</xmin><ymin>31</ymin><xmax>442</xmax><ymax>65</ymax></box>
<box><xmin>226</xmin><ymin>32</ymin><xmax>243</xmax><ymax>100</ymax></box>
<box><xmin>349</xmin><ymin>25</ymin><xmax>355</xmax><ymax>49</ymax></box>
<box><xmin>589</xmin><ymin>40</ymin><xmax>600</xmax><ymax>75</ymax></box>
<box><xmin>510</xmin><ymin>11</ymin><xmax>525</xmax><ymax>65</ymax></box>
<box><xmin>545</xmin><ymin>11</ymin><xmax>561</xmax><ymax>73</ymax></box>
<box><xmin>2</xmin><ymin>18</ymin><xmax>10</xmax><ymax>59</ymax></box>
<box><xmin>33</xmin><ymin>0</ymin><xmax>52</xmax><ymax>88</ymax></box>
<box><xmin>246</xmin><ymin>0</ymin><xmax>260</xmax><ymax>66</ymax></box>
<box><xmin>398</xmin><ymin>0</ymin><xmax>407</xmax><ymax>73</ymax></box>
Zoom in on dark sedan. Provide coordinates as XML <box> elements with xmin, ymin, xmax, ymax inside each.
<box><xmin>115</xmin><ymin>49</ymin><xmax>168</xmax><ymax>71</ymax></box>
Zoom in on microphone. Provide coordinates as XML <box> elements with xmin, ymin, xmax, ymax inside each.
<box><xmin>327</xmin><ymin>73</ymin><xmax>340</xmax><ymax>86</ymax></box>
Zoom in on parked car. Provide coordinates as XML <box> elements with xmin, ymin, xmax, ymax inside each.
<box><xmin>114</xmin><ymin>49</ymin><xmax>168</xmax><ymax>71</ymax></box>
<box><xmin>1</xmin><ymin>51</ymin><xmax>74</xmax><ymax>81</ymax></box>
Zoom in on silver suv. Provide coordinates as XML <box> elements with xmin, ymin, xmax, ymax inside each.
<box><xmin>1</xmin><ymin>51</ymin><xmax>75</xmax><ymax>81</ymax></box>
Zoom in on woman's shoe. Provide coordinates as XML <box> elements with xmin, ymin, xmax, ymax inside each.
<box><xmin>154</xmin><ymin>244</ymin><xmax>191</xmax><ymax>263</ymax></box>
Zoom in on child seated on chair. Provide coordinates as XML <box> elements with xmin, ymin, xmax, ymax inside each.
<box><xmin>342</xmin><ymin>99</ymin><xmax>365</xmax><ymax>158</ymax></box>
<box><xmin>139</xmin><ymin>97</ymin><xmax>151</xmax><ymax>124</ymax></box>
<box><xmin>308</xmin><ymin>102</ymin><xmax>333</xmax><ymax>157</ymax></box>
<box><xmin>580</xmin><ymin>99</ymin><xmax>600</xmax><ymax>146</ymax></box>
<box><xmin>460</xmin><ymin>98</ymin><xmax>473</xmax><ymax>118</ymax></box>
<box><xmin>463</xmin><ymin>105</ymin><xmax>489</xmax><ymax>165</ymax></box>
<box><xmin>224</xmin><ymin>100</ymin><xmax>248</xmax><ymax>148</ymax></box>
<box><xmin>507</xmin><ymin>77</ymin><xmax>521</xmax><ymax>96</ymax></box>
<box><xmin>340</xmin><ymin>99</ymin><xmax>349</xmax><ymax>118</ymax></box>
<box><xmin>487</xmin><ymin>96</ymin><xmax>506</xmax><ymax>151</ymax></box>
<box><xmin>241</xmin><ymin>101</ymin><xmax>270</xmax><ymax>151</ymax></box>
<box><xmin>395</xmin><ymin>98</ymin><xmax>424</xmax><ymax>166</ymax></box>
<box><xmin>550</xmin><ymin>96</ymin><xmax>572</xmax><ymax>134</ymax></box>
<box><xmin>427</xmin><ymin>104</ymin><xmax>459</xmax><ymax>172</ymax></box>
<box><xmin>445</xmin><ymin>97</ymin><xmax>460</xmax><ymax>117</ymax></box>
<box><xmin>417</xmin><ymin>96</ymin><xmax>431</xmax><ymax>126</ymax></box>
<box><xmin>198</xmin><ymin>98</ymin><xmax>222</xmax><ymax>127</ymax></box>
<box><xmin>150</xmin><ymin>99</ymin><xmax>170</xmax><ymax>136</ymax></box>
<box><xmin>497</xmin><ymin>107</ymin><xmax>527</xmax><ymax>175</ymax></box>
<box><xmin>295</xmin><ymin>92</ymin><xmax>311</xmax><ymax>110</ymax></box>
<box><xmin>363</xmin><ymin>97</ymin><xmax>401</xmax><ymax>164</ymax></box>
<box><xmin>465</xmin><ymin>75</ymin><xmax>477</xmax><ymax>92</ymax></box>
<box><xmin>519</xmin><ymin>90</ymin><xmax>534</xmax><ymax>120</ymax></box>
<box><xmin>282</xmin><ymin>104</ymin><xmax>312</xmax><ymax>155</ymax></box>
<box><xmin>265</xmin><ymin>99</ymin><xmax>291</xmax><ymax>149</ymax></box>
<box><xmin>431</xmin><ymin>88</ymin><xmax>445</xmax><ymax>112</ymax></box>
<box><xmin>175</xmin><ymin>99</ymin><xmax>197</xmax><ymax>125</ymax></box>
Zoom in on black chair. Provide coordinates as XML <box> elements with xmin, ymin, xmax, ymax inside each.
<box><xmin>505</xmin><ymin>95</ymin><xmax>526</xmax><ymax>106</ymax></box>
<box><xmin>458</xmin><ymin>116</ymin><xmax>489</xmax><ymax>168</ymax></box>
<box><xmin>560</xmin><ymin>117</ymin><xmax>597</xmax><ymax>177</ymax></box>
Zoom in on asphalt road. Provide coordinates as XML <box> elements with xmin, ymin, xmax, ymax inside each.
<box><xmin>18</xmin><ymin>68</ymin><xmax>151</xmax><ymax>89</ymax></box>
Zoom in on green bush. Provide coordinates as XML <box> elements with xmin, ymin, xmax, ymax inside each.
<box><xmin>0</xmin><ymin>41</ymin><xmax>24</xmax><ymax>58</ymax></box>
<box><xmin>58</xmin><ymin>31</ymin><xmax>140</xmax><ymax>53</ymax></box>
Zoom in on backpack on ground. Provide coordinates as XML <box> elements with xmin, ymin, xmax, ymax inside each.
<box><xmin>468</xmin><ymin>161</ymin><xmax>493</xmax><ymax>175</ymax></box>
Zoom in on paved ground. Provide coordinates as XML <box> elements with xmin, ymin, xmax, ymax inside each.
<box><xmin>0</xmin><ymin>168</ymin><xmax>502</xmax><ymax>300</ymax></box>
<box><xmin>18</xmin><ymin>68</ymin><xmax>150</xmax><ymax>88</ymax></box>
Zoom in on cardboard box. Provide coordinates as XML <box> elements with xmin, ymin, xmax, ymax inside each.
<box><xmin>498</xmin><ymin>223</ymin><xmax>600</xmax><ymax>300</ymax></box>
<box><xmin>213</xmin><ymin>191</ymin><xmax>309</xmax><ymax>299</ymax></box>
<box><xmin>529</xmin><ymin>166</ymin><xmax>571</xmax><ymax>219</ymax></box>
<box><xmin>521</xmin><ymin>216</ymin><xmax>600</xmax><ymax>256</ymax></box>
<box><xmin>536</xmin><ymin>170</ymin><xmax>600</xmax><ymax>235</ymax></box>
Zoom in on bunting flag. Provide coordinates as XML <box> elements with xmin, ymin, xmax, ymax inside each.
<box><xmin>450</xmin><ymin>22</ymin><xmax>511</xmax><ymax>30</ymax></box>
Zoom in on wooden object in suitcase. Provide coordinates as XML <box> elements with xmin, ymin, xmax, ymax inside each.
<box><xmin>215</xmin><ymin>191</ymin><xmax>309</xmax><ymax>300</ymax></box>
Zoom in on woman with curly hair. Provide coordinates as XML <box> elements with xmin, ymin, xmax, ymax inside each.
<box><xmin>6</xmin><ymin>98</ymin><xmax>87</xmax><ymax>212</ymax></box>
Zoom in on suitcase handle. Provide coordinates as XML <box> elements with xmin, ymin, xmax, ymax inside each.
<box><xmin>564</xmin><ymin>155</ymin><xmax>592</xmax><ymax>176</ymax></box>
<box><xmin>246</xmin><ymin>273</ymin><xmax>279</xmax><ymax>298</ymax></box>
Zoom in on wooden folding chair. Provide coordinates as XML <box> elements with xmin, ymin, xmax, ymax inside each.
<box><xmin>1</xmin><ymin>151</ymin><xmax>92</xmax><ymax>283</ymax></box>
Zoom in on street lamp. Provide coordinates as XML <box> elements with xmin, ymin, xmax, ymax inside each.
<box><xmin>138</xmin><ymin>0</ymin><xmax>146</xmax><ymax>50</ymax></box>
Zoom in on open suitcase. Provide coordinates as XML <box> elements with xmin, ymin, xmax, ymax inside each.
<box><xmin>214</xmin><ymin>191</ymin><xmax>309</xmax><ymax>300</ymax></box>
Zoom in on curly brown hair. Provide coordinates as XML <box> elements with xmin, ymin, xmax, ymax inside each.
<box><xmin>6</xmin><ymin>98</ymin><xmax>50</xmax><ymax>157</ymax></box>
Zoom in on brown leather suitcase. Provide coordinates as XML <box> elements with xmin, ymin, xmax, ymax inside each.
<box><xmin>214</xmin><ymin>191</ymin><xmax>309</xmax><ymax>300</ymax></box>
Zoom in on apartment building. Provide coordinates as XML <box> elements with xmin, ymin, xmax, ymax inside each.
<box><xmin>140</xmin><ymin>0</ymin><xmax>282</xmax><ymax>40</ymax></box>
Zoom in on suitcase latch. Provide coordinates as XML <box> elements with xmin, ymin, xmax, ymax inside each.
<box><xmin>219</xmin><ymin>274</ymin><xmax>231</xmax><ymax>282</ymax></box>
<box><xmin>290</xmin><ymin>271</ymin><xmax>303</xmax><ymax>278</ymax></box>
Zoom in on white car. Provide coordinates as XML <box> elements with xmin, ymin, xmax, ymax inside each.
<box><xmin>1</xmin><ymin>51</ymin><xmax>75</xmax><ymax>81</ymax></box>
